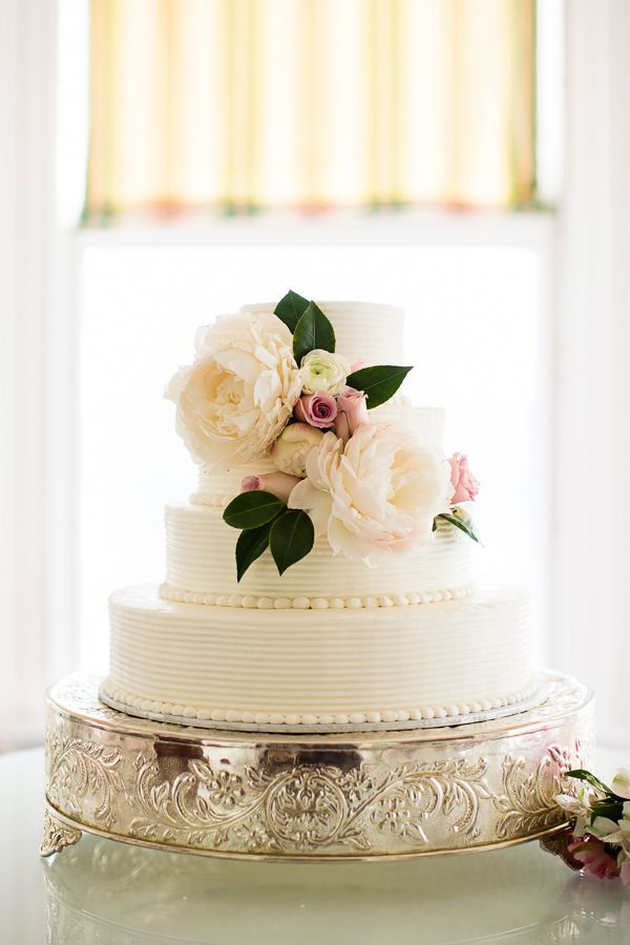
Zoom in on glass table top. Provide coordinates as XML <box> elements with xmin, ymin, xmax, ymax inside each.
<box><xmin>1</xmin><ymin>747</ymin><xmax>629</xmax><ymax>944</ymax></box>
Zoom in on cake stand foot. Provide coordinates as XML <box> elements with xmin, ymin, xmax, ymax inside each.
<box><xmin>40</xmin><ymin>810</ymin><xmax>82</xmax><ymax>858</ymax></box>
<box><xmin>539</xmin><ymin>829</ymin><xmax>583</xmax><ymax>872</ymax></box>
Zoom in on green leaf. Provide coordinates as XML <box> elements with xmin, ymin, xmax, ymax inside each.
<box><xmin>235</xmin><ymin>521</ymin><xmax>274</xmax><ymax>582</ymax></box>
<box><xmin>589</xmin><ymin>799</ymin><xmax>625</xmax><ymax>824</ymax></box>
<box><xmin>435</xmin><ymin>511</ymin><xmax>480</xmax><ymax>544</ymax></box>
<box><xmin>566</xmin><ymin>769</ymin><xmax>620</xmax><ymax>798</ymax></box>
<box><xmin>223</xmin><ymin>491</ymin><xmax>285</xmax><ymax>530</ymax></box>
<box><xmin>274</xmin><ymin>289</ymin><xmax>310</xmax><ymax>333</ymax></box>
<box><xmin>293</xmin><ymin>301</ymin><xmax>336</xmax><ymax>362</ymax></box>
<box><xmin>269</xmin><ymin>509</ymin><xmax>315</xmax><ymax>575</ymax></box>
<box><xmin>345</xmin><ymin>365</ymin><xmax>413</xmax><ymax>409</ymax></box>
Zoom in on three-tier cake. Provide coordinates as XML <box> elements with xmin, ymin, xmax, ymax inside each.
<box><xmin>100</xmin><ymin>297</ymin><xmax>540</xmax><ymax>732</ymax></box>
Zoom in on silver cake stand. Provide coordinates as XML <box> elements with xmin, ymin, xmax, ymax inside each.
<box><xmin>41</xmin><ymin>672</ymin><xmax>594</xmax><ymax>861</ymax></box>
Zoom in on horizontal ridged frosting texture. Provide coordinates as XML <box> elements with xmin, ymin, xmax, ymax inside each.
<box><xmin>163</xmin><ymin>508</ymin><xmax>472</xmax><ymax>603</ymax></box>
<box><xmin>104</xmin><ymin>585</ymin><xmax>532</xmax><ymax>726</ymax></box>
<box><xmin>240</xmin><ymin>300</ymin><xmax>405</xmax><ymax>365</ymax></box>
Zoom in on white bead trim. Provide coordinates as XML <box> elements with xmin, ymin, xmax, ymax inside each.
<box><xmin>100</xmin><ymin>677</ymin><xmax>544</xmax><ymax>732</ymax></box>
<box><xmin>190</xmin><ymin>492</ymin><xmax>234</xmax><ymax>508</ymax></box>
<box><xmin>158</xmin><ymin>582</ymin><xmax>474</xmax><ymax>610</ymax></box>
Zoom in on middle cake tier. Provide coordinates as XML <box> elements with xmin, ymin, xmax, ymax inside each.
<box><xmin>161</xmin><ymin>506</ymin><xmax>474</xmax><ymax>608</ymax></box>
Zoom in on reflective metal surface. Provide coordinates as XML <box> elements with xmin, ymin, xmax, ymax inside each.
<box><xmin>42</xmin><ymin>672</ymin><xmax>595</xmax><ymax>860</ymax></box>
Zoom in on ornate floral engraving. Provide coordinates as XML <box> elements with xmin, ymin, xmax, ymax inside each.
<box><xmin>494</xmin><ymin>743</ymin><xmax>584</xmax><ymax>840</ymax></box>
<box><xmin>43</xmin><ymin>673</ymin><xmax>595</xmax><ymax>858</ymax></box>
<box><xmin>47</xmin><ymin>732</ymin><xmax>126</xmax><ymax>829</ymax></box>
<box><xmin>128</xmin><ymin>755</ymin><xmax>492</xmax><ymax>854</ymax></box>
<box><xmin>40</xmin><ymin>810</ymin><xmax>81</xmax><ymax>857</ymax></box>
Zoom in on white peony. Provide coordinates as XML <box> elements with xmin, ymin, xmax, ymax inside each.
<box><xmin>300</xmin><ymin>349</ymin><xmax>350</xmax><ymax>395</ymax></box>
<box><xmin>288</xmin><ymin>424</ymin><xmax>453</xmax><ymax>565</ymax></box>
<box><xmin>166</xmin><ymin>311</ymin><xmax>302</xmax><ymax>468</ymax></box>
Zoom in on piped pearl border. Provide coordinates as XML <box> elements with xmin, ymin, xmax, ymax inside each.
<box><xmin>158</xmin><ymin>582</ymin><xmax>474</xmax><ymax>610</ymax></box>
<box><xmin>190</xmin><ymin>493</ymin><xmax>235</xmax><ymax>508</ymax></box>
<box><xmin>99</xmin><ymin>676</ymin><xmax>545</xmax><ymax>733</ymax></box>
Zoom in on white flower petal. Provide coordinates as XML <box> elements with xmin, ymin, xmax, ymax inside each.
<box><xmin>166</xmin><ymin>312</ymin><xmax>300</xmax><ymax>468</ymax></box>
<box><xmin>612</xmin><ymin>769</ymin><xmax>630</xmax><ymax>800</ymax></box>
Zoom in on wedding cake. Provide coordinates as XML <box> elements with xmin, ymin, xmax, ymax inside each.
<box><xmin>100</xmin><ymin>295</ymin><xmax>538</xmax><ymax>732</ymax></box>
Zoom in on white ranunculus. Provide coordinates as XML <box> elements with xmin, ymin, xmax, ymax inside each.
<box><xmin>270</xmin><ymin>422</ymin><xmax>324</xmax><ymax>477</ymax></box>
<box><xmin>300</xmin><ymin>349</ymin><xmax>350</xmax><ymax>395</ymax></box>
<box><xmin>288</xmin><ymin>424</ymin><xmax>452</xmax><ymax>565</ymax></box>
<box><xmin>165</xmin><ymin>311</ymin><xmax>302</xmax><ymax>468</ymax></box>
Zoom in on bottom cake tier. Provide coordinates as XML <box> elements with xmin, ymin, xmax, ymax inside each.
<box><xmin>101</xmin><ymin>584</ymin><xmax>537</xmax><ymax>732</ymax></box>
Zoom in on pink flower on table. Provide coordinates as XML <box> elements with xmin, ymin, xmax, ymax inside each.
<box><xmin>334</xmin><ymin>386</ymin><xmax>368</xmax><ymax>443</ymax></box>
<box><xmin>449</xmin><ymin>453</ymin><xmax>480</xmax><ymax>504</ymax></box>
<box><xmin>240</xmin><ymin>471</ymin><xmax>300</xmax><ymax>503</ymax></box>
<box><xmin>294</xmin><ymin>392</ymin><xmax>337</xmax><ymax>429</ymax></box>
<box><xmin>567</xmin><ymin>835</ymin><xmax>621</xmax><ymax>879</ymax></box>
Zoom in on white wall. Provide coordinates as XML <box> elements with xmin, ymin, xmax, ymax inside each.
<box><xmin>551</xmin><ymin>0</ymin><xmax>630</xmax><ymax>747</ymax></box>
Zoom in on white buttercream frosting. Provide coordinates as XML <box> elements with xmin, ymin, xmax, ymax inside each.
<box><xmin>102</xmin><ymin>300</ymin><xmax>535</xmax><ymax>735</ymax></box>
<box><xmin>163</xmin><ymin>508</ymin><xmax>473</xmax><ymax>603</ymax></box>
<box><xmin>104</xmin><ymin>585</ymin><xmax>533</xmax><ymax>728</ymax></box>
<box><xmin>239</xmin><ymin>300</ymin><xmax>405</xmax><ymax>366</ymax></box>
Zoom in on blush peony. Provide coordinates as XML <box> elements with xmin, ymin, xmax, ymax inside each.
<box><xmin>288</xmin><ymin>424</ymin><xmax>452</xmax><ymax>565</ymax></box>
<box><xmin>165</xmin><ymin>311</ymin><xmax>302</xmax><ymax>468</ymax></box>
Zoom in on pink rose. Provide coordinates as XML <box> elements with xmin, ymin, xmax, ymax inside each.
<box><xmin>294</xmin><ymin>392</ymin><xmax>337</xmax><ymax>429</ymax></box>
<box><xmin>334</xmin><ymin>386</ymin><xmax>368</xmax><ymax>443</ymax></box>
<box><xmin>567</xmin><ymin>836</ymin><xmax>621</xmax><ymax>879</ymax></box>
<box><xmin>240</xmin><ymin>471</ymin><xmax>300</xmax><ymax>503</ymax></box>
<box><xmin>449</xmin><ymin>453</ymin><xmax>480</xmax><ymax>504</ymax></box>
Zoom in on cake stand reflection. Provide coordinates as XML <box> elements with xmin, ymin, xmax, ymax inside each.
<box><xmin>42</xmin><ymin>831</ymin><xmax>630</xmax><ymax>945</ymax></box>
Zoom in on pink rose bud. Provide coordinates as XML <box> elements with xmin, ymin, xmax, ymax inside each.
<box><xmin>334</xmin><ymin>386</ymin><xmax>369</xmax><ymax>443</ymax></box>
<box><xmin>294</xmin><ymin>392</ymin><xmax>338</xmax><ymax>429</ymax></box>
<box><xmin>241</xmin><ymin>475</ymin><xmax>262</xmax><ymax>493</ymax></box>
<box><xmin>240</xmin><ymin>471</ymin><xmax>301</xmax><ymax>503</ymax></box>
<box><xmin>449</xmin><ymin>453</ymin><xmax>480</xmax><ymax>504</ymax></box>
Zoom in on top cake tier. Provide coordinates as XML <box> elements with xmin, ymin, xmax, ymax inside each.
<box><xmin>240</xmin><ymin>300</ymin><xmax>406</xmax><ymax>366</ymax></box>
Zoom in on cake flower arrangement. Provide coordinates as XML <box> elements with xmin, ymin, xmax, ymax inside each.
<box><xmin>551</xmin><ymin>766</ymin><xmax>630</xmax><ymax>886</ymax></box>
<box><xmin>167</xmin><ymin>291</ymin><xmax>480</xmax><ymax>579</ymax></box>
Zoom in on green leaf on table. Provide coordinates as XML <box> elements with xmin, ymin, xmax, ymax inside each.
<box><xmin>293</xmin><ymin>302</ymin><xmax>336</xmax><ymax>363</ymax></box>
<box><xmin>566</xmin><ymin>769</ymin><xmax>620</xmax><ymax>798</ymax></box>
<box><xmin>274</xmin><ymin>289</ymin><xmax>310</xmax><ymax>333</ymax></box>
<box><xmin>223</xmin><ymin>491</ymin><xmax>285</xmax><ymax>530</ymax></box>
<box><xmin>435</xmin><ymin>511</ymin><xmax>480</xmax><ymax>544</ymax></box>
<box><xmin>235</xmin><ymin>521</ymin><xmax>274</xmax><ymax>582</ymax></box>
<box><xmin>269</xmin><ymin>509</ymin><xmax>315</xmax><ymax>575</ymax></box>
<box><xmin>345</xmin><ymin>365</ymin><xmax>413</xmax><ymax>409</ymax></box>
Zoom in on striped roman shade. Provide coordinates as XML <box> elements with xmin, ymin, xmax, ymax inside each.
<box><xmin>85</xmin><ymin>0</ymin><xmax>537</xmax><ymax>221</ymax></box>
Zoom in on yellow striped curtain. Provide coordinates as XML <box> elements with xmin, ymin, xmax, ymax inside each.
<box><xmin>86</xmin><ymin>0</ymin><xmax>536</xmax><ymax>222</ymax></box>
